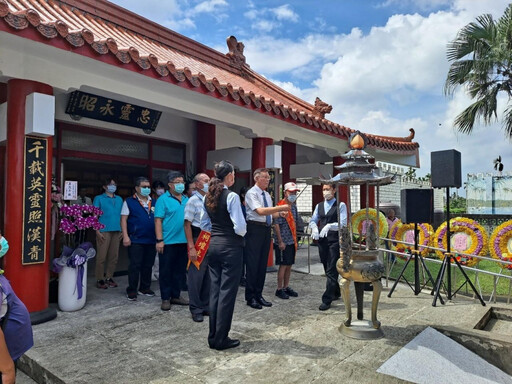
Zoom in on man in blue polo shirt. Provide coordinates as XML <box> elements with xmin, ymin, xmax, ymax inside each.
<box><xmin>154</xmin><ymin>171</ymin><xmax>189</xmax><ymax>311</ymax></box>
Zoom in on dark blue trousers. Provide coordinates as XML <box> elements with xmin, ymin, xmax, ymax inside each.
<box><xmin>318</xmin><ymin>238</ymin><xmax>341</xmax><ymax>305</ymax></box>
<box><xmin>159</xmin><ymin>243</ymin><xmax>187</xmax><ymax>300</ymax></box>
<box><xmin>244</xmin><ymin>224</ymin><xmax>271</xmax><ymax>302</ymax></box>
<box><xmin>127</xmin><ymin>243</ymin><xmax>156</xmax><ymax>294</ymax></box>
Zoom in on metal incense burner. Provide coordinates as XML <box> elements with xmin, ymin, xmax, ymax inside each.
<box><xmin>321</xmin><ymin>131</ymin><xmax>394</xmax><ymax>340</ymax></box>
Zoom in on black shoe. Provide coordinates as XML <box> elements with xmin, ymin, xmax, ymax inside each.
<box><xmin>257</xmin><ymin>296</ymin><xmax>272</xmax><ymax>307</ymax></box>
<box><xmin>247</xmin><ymin>298</ymin><xmax>262</xmax><ymax>309</ymax></box>
<box><xmin>215</xmin><ymin>338</ymin><xmax>240</xmax><ymax>351</ymax></box>
<box><xmin>275</xmin><ymin>289</ymin><xmax>289</xmax><ymax>300</ymax></box>
<box><xmin>284</xmin><ymin>287</ymin><xmax>298</xmax><ymax>297</ymax></box>
<box><xmin>202</xmin><ymin>310</ymin><xmax>210</xmax><ymax>316</ymax></box>
<box><xmin>192</xmin><ymin>313</ymin><xmax>204</xmax><ymax>323</ymax></box>
<box><xmin>319</xmin><ymin>302</ymin><xmax>331</xmax><ymax>311</ymax></box>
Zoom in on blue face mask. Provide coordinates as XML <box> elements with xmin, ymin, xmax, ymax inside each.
<box><xmin>174</xmin><ymin>183</ymin><xmax>185</xmax><ymax>194</ymax></box>
<box><xmin>107</xmin><ymin>185</ymin><xmax>117</xmax><ymax>194</ymax></box>
<box><xmin>140</xmin><ymin>187</ymin><xmax>151</xmax><ymax>197</ymax></box>
<box><xmin>287</xmin><ymin>194</ymin><xmax>297</xmax><ymax>203</ymax></box>
<box><xmin>202</xmin><ymin>183</ymin><xmax>209</xmax><ymax>193</ymax></box>
<box><xmin>0</xmin><ymin>237</ymin><xmax>9</xmax><ymax>258</ymax></box>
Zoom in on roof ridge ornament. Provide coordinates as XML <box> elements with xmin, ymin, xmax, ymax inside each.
<box><xmin>226</xmin><ymin>35</ymin><xmax>247</xmax><ymax>69</ymax></box>
<box><xmin>312</xmin><ymin>97</ymin><xmax>332</xmax><ymax>119</ymax></box>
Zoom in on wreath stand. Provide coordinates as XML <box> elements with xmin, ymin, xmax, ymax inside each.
<box><xmin>388</xmin><ymin>222</ymin><xmax>439</xmax><ymax>299</ymax></box>
<box><xmin>431</xmin><ymin>188</ymin><xmax>485</xmax><ymax>307</ymax></box>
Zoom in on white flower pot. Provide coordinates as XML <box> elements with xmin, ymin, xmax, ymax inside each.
<box><xmin>58</xmin><ymin>262</ymin><xmax>87</xmax><ymax>312</ymax></box>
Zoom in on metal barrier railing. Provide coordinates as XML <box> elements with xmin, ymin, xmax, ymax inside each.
<box><xmin>379</xmin><ymin>236</ymin><xmax>512</xmax><ymax>304</ymax></box>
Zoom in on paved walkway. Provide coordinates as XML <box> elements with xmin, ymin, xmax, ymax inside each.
<box><xmin>17</xmin><ymin>245</ymin><xmax>506</xmax><ymax>384</ymax></box>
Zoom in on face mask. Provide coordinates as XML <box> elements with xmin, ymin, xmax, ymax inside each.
<box><xmin>174</xmin><ymin>183</ymin><xmax>185</xmax><ymax>194</ymax></box>
<box><xmin>323</xmin><ymin>191</ymin><xmax>333</xmax><ymax>200</ymax></box>
<box><xmin>287</xmin><ymin>194</ymin><xmax>297</xmax><ymax>203</ymax></box>
<box><xmin>140</xmin><ymin>187</ymin><xmax>151</xmax><ymax>197</ymax></box>
<box><xmin>202</xmin><ymin>183</ymin><xmax>209</xmax><ymax>193</ymax></box>
<box><xmin>0</xmin><ymin>237</ymin><xmax>9</xmax><ymax>258</ymax></box>
<box><xmin>107</xmin><ymin>185</ymin><xmax>117</xmax><ymax>194</ymax></box>
<box><xmin>156</xmin><ymin>188</ymin><xmax>165</xmax><ymax>196</ymax></box>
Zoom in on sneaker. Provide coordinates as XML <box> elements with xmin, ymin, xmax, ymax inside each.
<box><xmin>127</xmin><ymin>292</ymin><xmax>137</xmax><ymax>301</ymax></box>
<box><xmin>275</xmin><ymin>289</ymin><xmax>289</xmax><ymax>300</ymax></box>
<box><xmin>161</xmin><ymin>300</ymin><xmax>171</xmax><ymax>311</ymax></box>
<box><xmin>284</xmin><ymin>287</ymin><xmax>298</xmax><ymax>297</ymax></box>
<box><xmin>138</xmin><ymin>289</ymin><xmax>156</xmax><ymax>297</ymax></box>
<box><xmin>96</xmin><ymin>280</ymin><xmax>108</xmax><ymax>289</ymax></box>
<box><xmin>106</xmin><ymin>278</ymin><xmax>118</xmax><ymax>288</ymax></box>
<box><xmin>170</xmin><ymin>297</ymin><xmax>189</xmax><ymax>306</ymax></box>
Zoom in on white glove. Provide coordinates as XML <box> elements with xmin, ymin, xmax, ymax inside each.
<box><xmin>319</xmin><ymin>223</ymin><xmax>336</xmax><ymax>238</ymax></box>
<box><xmin>311</xmin><ymin>227</ymin><xmax>319</xmax><ymax>240</ymax></box>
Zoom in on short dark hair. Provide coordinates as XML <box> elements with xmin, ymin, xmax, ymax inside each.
<box><xmin>103</xmin><ymin>178</ymin><xmax>115</xmax><ymax>187</ymax></box>
<box><xmin>167</xmin><ymin>171</ymin><xmax>183</xmax><ymax>183</ymax></box>
<box><xmin>321</xmin><ymin>183</ymin><xmax>335</xmax><ymax>189</ymax></box>
<box><xmin>152</xmin><ymin>180</ymin><xmax>165</xmax><ymax>189</ymax></box>
<box><xmin>134</xmin><ymin>176</ymin><xmax>149</xmax><ymax>187</ymax></box>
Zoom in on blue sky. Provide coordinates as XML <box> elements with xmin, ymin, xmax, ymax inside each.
<box><xmin>111</xmin><ymin>0</ymin><xmax>511</xmax><ymax>186</ymax></box>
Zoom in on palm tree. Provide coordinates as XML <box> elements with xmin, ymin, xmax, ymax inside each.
<box><xmin>444</xmin><ymin>4</ymin><xmax>512</xmax><ymax>139</ymax></box>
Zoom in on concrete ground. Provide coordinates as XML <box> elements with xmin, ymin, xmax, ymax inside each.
<box><xmin>17</xmin><ymin>244</ymin><xmax>507</xmax><ymax>384</ymax></box>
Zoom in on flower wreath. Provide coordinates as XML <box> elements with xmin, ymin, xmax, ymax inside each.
<box><xmin>434</xmin><ymin>217</ymin><xmax>488</xmax><ymax>267</ymax></box>
<box><xmin>351</xmin><ymin>208</ymin><xmax>388</xmax><ymax>239</ymax></box>
<box><xmin>489</xmin><ymin>219</ymin><xmax>512</xmax><ymax>270</ymax></box>
<box><xmin>392</xmin><ymin>222</ymin><xmax>434</xmax><ymax>259</ymax></box>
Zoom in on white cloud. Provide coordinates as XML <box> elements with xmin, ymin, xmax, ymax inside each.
<box><xmin>192</xmin><ymin>0</ymin><xmax>228</xmax><ymax>14</ymax></box>
<box><xmin>271</xmin><ymin>5</ymin><xmax>299</xmax><ymax>22</ymax></box>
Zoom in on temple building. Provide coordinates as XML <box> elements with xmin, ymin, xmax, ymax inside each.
<box><xmin>0</xmin><ymin>0</ymin><xmax>419</xmax><ymax>316</ymax></box>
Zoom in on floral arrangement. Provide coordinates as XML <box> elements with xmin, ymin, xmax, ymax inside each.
<box><xmin>59</xmin><ymin>204</ymin><xmax>105</xmax><ymax>246</ymax></box>
<box><xmin>392</xmin><ymin>222</ymin><xmax>434</xmax><ymax>259</ymax></box>
<box><xmin>489</xmin><ymin>219</ymin><xmax>512</xmax><ymax>270</ymax></box>
<box><xmin>433</xmin><ymin>217</ymin><xmax>488</xmax><ymax>267</ymax></box>
<box><xmin>52</xmin><ymin>204</ymin><xmax>103</xmax><ymax>299</ymax></box>
<box><xmin>351</xmin><ymin>208</ymin><xmax>388</xmax><ymax>241</ymax></box>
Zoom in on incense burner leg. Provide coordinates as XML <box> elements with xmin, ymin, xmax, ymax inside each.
<box><xmin>340</xmin><ymin>278</ymin><xmax>351</xmax><ymax>326</ymax></box>
<box><xmin>354</xmin><ymin>282</ymin><xmax>364</xmax><ymax>320</ymax></box>
<box><xmin>371</xmin><ymin>279</ymin><xmax>382</xmax><ymax>329</ymax></box>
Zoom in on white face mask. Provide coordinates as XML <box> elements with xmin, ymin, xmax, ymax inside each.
<box><xmin>156</xmin><ymin>188</ymin><xmax>165</xmax><ymax>196</ymax></box>
<box><xmin>323</xmin><ymin>191</ymin><xmax>333</xmax><ymax>200</ymax></box>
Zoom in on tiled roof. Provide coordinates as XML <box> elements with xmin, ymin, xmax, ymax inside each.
<box><xmin>0</xmin><ymin>0</ymin><xmax>419</xmax><ymax>153</ymax></box>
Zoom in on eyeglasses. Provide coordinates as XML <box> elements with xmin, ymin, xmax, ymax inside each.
<box><xmin>258</xmin><ymin>176</ymin><xmax>270</xmax><ymax>180</ymax></box>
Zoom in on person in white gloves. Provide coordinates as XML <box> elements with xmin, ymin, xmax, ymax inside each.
<box><xmin>309</xmin><ymin>183</ymin><xmax>347</xmax><ymax>310</ymax></box>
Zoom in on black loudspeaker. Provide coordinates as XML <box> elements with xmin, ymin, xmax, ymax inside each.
<box><xmin>431</xmin><ymin>149</ymin><xmax>461</xmax><ymax>188</ymax></box>
<box><xmin>400</xmin><ymin>189</ymin><xmax>433</xmax><ymax>224</ymax></box>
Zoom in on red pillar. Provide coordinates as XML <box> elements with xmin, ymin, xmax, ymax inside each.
<box><xmin>281</xmin><ymin>141</ymin><xmax>296</xmax><ymax>185</ymax></box>
<box><xmin>0</xmin><ymin>83</ymin><xmax>6</xmax><ymax>232</ymax></box>
<box><xmin>4</xmin><ymin>79</ymin><xmax>53</xmax><ymax>313</ymax></box>
<box><xmin>196</xmin><ymin>121</ymin><xmax>215</xmax><ymax>177</ymax></box>
<box><xmin>251</xmin><ymin>137</ymin><xmax>274</xmax><ymax>267</ymax></box>
<box><xmin>333</xmin><ymin>156</ymin><xmax>348</xmax><ymax>206</ymax></box>
<box><xmin>359</xmin><ymin>159</ymin><xmax>376</xmax><ymax>208</ymax></box>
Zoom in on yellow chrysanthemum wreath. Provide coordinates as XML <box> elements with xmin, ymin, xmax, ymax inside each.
<box><xmin>489</xmin><ymin>219</ymin><xmax>512</xmax><ymax>270</ymax></box>
<box><xmin>351</xmin><ymin>208</ymin><xmax>388</xmax><ymax>240</ymax></box>
<box><xmin>433</xmin><ymin>217</ymin><xmax>488</xmax><ymax>267</ymax></box>
<box><xmin>392</xmin><ymin>222</ymin><xmax>434</xmax><ymax>257</ymax></box>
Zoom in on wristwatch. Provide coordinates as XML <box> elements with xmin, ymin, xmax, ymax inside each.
<box><xmin>156</xmin><ymin>239</ymin><xmax>164</xmax><ymax>243</ymax></box>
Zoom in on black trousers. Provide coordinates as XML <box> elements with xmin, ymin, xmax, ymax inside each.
<box><xmin>318</xmin><ymin>238</ymin><xmax>341</xmax><ymax>305</ymax></box>
<box><xmin>244</xmin><ymin>224</ymin><xmax>271</xmax><ymax>302</ymax></box>
<box><xmin>207</xmin><ymin>237</ymin><xmax>243</xmax><ymax>349</ymax></box>
<box><xmin>188</xmin><ymin>252</ymin><xmax>210</xmax><ymax>315</ymax></box>
<box><xmin>126</xmin><ymin>243</ymin><xmax>156</xmax><ymax>294</ymax></box>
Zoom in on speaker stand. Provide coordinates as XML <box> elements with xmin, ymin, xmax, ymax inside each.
<box><xmin>431</xmin><ymin>188</ymin><xmax>486</xmax><ymax>307</ymax></box>
<box><xmin>388</xmin><ymin>223</ymin><xmax>439</xmax><ymax>300</ymax></box>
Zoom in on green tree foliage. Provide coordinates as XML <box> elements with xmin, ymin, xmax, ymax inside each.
<box><xmin>444</xmin><ymin>4</ymin><xmax>512</xmax><ymax>139</ymax></box>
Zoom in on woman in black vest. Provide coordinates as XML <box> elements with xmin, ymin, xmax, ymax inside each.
<box><xmin>202</xmin><ymin>161</ymin><xmax>247</xmax><ymax>350</ymax></box>
<box><xmin>309</xmin><ymin>183</ymin><xmax>347</xmax><ymax>311</ymax></box>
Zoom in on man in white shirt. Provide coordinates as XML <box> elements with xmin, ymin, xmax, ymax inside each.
<box><xmin>244</xmin><ymin>168</ymin><xmax>290</xmax><ymax>310</ymax></box>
